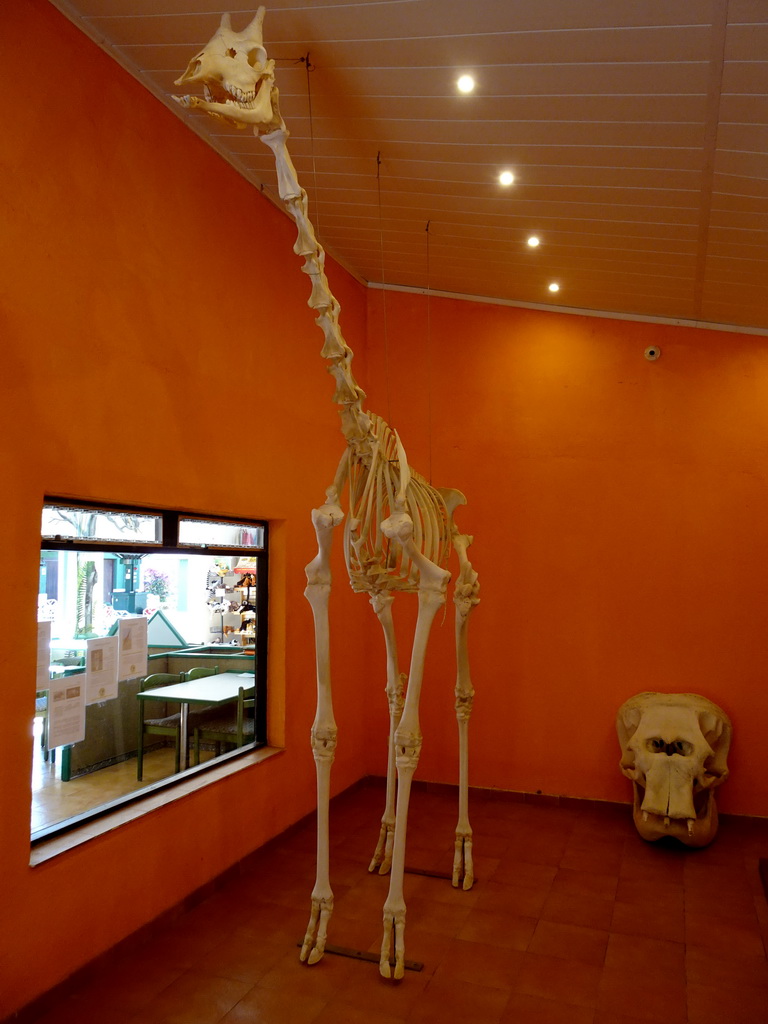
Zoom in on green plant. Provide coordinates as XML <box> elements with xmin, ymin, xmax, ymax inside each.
<box><xmin>144</xmin><ymin>568</ymin><xmax>170</xmax><ymax>603</ymax></box>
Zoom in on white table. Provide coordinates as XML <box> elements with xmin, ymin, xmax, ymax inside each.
<box><xmin>137</xmin><ymin>671</ymin><xmax>254</xmax><ymax>771</ymax></box>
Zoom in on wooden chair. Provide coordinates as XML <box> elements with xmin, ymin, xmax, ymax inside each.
<box><xmin>193</xmin><ymin>686</ymin><xmax>255</xmax><ymax>765</ymax></box>
<box><xmin>180</xmin><ymin>665</ymin><xmax>220</xmax><ymax>733</ymax></box>
<box><xmin>182</xmin><ymin>666</ymin><xmax>219</xmax><ymax>682</ymax></box>
<box><xmin>137</xmin><ymin>667</ymin><xmax>221</xmax><ymax>780</ymax></box>
<box><xmin>136</xmin><ymin>672</ymin><xmax>183</xmax><ymax>781</ymax></box>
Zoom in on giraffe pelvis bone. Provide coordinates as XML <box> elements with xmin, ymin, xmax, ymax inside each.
<box><xmin>173</xmin><ymin>8</ymin><xmax>280</xmax><ymax>131</ymax></box>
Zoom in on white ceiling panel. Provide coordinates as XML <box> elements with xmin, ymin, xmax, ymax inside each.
<box><xmin>49</xmin><ymin>0</ymin><xmax>768</xmax><ymax>332</ymax></box>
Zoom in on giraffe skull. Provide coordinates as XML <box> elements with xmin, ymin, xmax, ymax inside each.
<box><xmin>616</xmin><ymin>692</ymin><xmax>731</xmax><ymax>847</ymax></box>
<box><xmin>173</xmin><ymin>8</ymin><xmax>280</xmax><ymax>131</ymax></box>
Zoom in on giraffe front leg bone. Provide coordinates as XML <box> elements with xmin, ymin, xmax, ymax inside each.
<box><xmin>377</xmin><ymin>520</ymin><xmax>450</xmax><ymax>979</ymax></box>
<box><xmin>300</xmin><ymin>891</ymin><xmax>334</xmax><ymax>965</ymax></box>
<box><xmin>379</xmin><ymin>728</ymin><xmax>422</xmax><ymax>979</ymax></box>
<box><xmin>301</xmin><ymin>494</ymin><xmax>343</xmax><ymax>967</ymax></box>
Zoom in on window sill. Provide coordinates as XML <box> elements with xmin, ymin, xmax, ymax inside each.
<box><xmin>30</xmin><ymin>745</ymin><xmax>284</xmax><ymax>865</ymax></box>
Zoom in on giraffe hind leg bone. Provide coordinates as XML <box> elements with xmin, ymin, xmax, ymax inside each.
<box><xmin>368</xmin><ymin>591</ymin><xmax>405</xmax><ymax>876</ymax></box>
<box><xmin>451</xmin><ymin>531</ymin><xmax>479</xmax><ymax>890</ymax></box>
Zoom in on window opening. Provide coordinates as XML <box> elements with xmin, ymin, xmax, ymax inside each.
<box><xmin>33</xmin><ymin>500</ymin><xmax>268</xmax><ymax>844</ymax></box>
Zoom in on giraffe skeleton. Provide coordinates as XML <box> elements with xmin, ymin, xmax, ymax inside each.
<box><xmin>174</xmin><ymin>7</ymin><xmax>480</xmax><ymax>979</ymax></box>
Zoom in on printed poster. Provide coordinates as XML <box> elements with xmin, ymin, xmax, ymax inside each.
<box><xmin>36</xmin><ymin>620</ymin><xmax>51</xmax><ymax>691</ymax></box>
<box><xmin>118</xmin><ymin>616</ymin><xmax>148</xmax><ymax>681</ymax></box>
<box><xmin>86</xmin><ymin>635</ymin><xmax>119</xmax><ymax>705</ymax></box>
<box><xmin>47</xmin><ymin>677</ymin><xmax>86</xmax><ymax>749</ymax></box>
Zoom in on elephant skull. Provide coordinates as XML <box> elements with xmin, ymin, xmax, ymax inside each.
<box><xmin>616</xmin><ymin>692</ymin><xmax>731</xmax><ymax>847</ymax></box>
<box><xmin>173</xmin><ymin>7</ymin><xmax>282</xmax><ymax>131</ymax></box>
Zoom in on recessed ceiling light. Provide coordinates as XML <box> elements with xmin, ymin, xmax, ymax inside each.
<box><xmin>499</xmin><ymin>170</ymin><xmax>515</xmax><ymax>186</ymax></box>
<box><xmin>527</xmin><ymin>236</ymin><xmax>540</xmax><ymax>247</ymax></box>
<box><xmin>456</xmin><ymin>74</ymin><xmax>475</xmax><ymax>94</ymax></box>
<box><xmin>548</xmin><ymin>282</ymin><xmax>560</xmax><ymax>293</ymax></box>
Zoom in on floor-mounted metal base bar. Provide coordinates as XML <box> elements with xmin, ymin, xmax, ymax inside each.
<box><xmin>297</xmin><ymin>942</ymin><xmax>424</xmax><ymax>972</ymax></box>
<box><xmin>405</xmin><ymin>865</ymin><xmax>478</xmax><ymax>883</ymax></box>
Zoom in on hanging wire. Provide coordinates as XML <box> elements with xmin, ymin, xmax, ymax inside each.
<box><xmin>301</xmin><ymin>53</ymin><xmax>321</xmax><ymax>236</ymax></box>
<box><xmin>376</xmin><ymin>150</ymin><xmax>392</xmax><ymax>427</ymax></box>
<box><xmin>425</xmin><ymin>220</ymin><xmax>434</xmax><ymax>484</ymax></box>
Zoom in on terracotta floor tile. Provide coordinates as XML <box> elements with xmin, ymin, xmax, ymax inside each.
<box><xmin>620</xmin><ymin>841</ymin><xmax>687</xmax><ymax>884</ymax></box>
<box><xmin>470</xmin><ymin>832</ymin><xmax>514</xmax><ymax>858</ymax></box>
<box><xmin>513</xmin><ymin>951</ymin><xmax>602</xmax><ymax>1008</ymax></box>
<box><xmin>685</xmin><ymin>909</ymin><xmax>767</xmax><ymax>959</ymax></box>
<box><xmin>489</xmin><ymin>858</ymin><xmax>559</xmax><ymax>890</ymax></box>
<box><xmin>605</xmin><ymin>932</ymin><xmax>685</xmax><ymax>976</ymax></box>
<box><xmin>559</xmin><ymin>846</ymin><xmax>622</xmax><ymax>875</ymax></box>
<box><xmin>324</xmin><ymin>908</ymin><xmax>385</xmax><ymax>953</ymax></box>
<box><xmin>527</xmin><ymin>919</ymin><xmax>609</xmax><ymax>967</ymax></box>
<box><xmin>401</xmin><ymin>893</ymin><xmax>474</xmax><ymax>937</ymax></box>
<box><xmin>613</xmin><ymin>877</ymin><xmax>684</xmax><ymax>913</ymax></box>
<box><xmin>618</xmin><ymin>856</ymin><xmax>686</xmax><ymax>886</ymax></box>
<box><xmin>457</xmin><ymin>907</ymin><xmax>537</xmax><ymax>950</ymax></box>
<box><xmin>217</xmin><ymin>983</ymin><xmax>328</xmax><ymax>1024</ymax></box>
<box><xmin>540</xmin><ymin>889</ymin><xmax>615</xmax><ymax>931</ymax></box>
<box><xmin>138</xmin><ymin>917</ymin><xmax>234</xmax><ymax>971</ymax></box>
<box><xmin>405</xmin><ymin>870</ymin><xmax>483</xmax><ymax>908</ymax></box>
<box><xmin>597</xmin><ymin>966</ymin><xmax>687</xmax><ymax>1024</ymax></box>
<box><xmin>339</xmin><ymin>874</ymin><xmax>393</xmax><ymax>910</ymax></box>
<box><xmin>408</xmin><ymin>975</ymin><xmax>510</xmax><ymax>1024</ymax></box>
<box><xmin>431</xmin><ymin>937</ymin><xmax>526</xmax><ymax>991</ymax></box>
<box><xmin>687</xmin><ymin>979</ymin><xmax>768</xmax><ymax>1023</ymax></box>
<box><xmin>238</xmin><ymin>899</ymin><xmax>310</xmax><ymax>939</ymax></box>
<box><xmin>592</xmin><ymin>1013</ymin><xmax>667</xmax><ymax>1024</ymax></box>
<box><xmin>312</xmin><ymin>1001</ymin><xmax>408</xmax><ymax>1024</ymax></box>
<box><xmin>550</xmin><ymin>867</ymin><xmax>619</xmax><ymax>902</ymax></box>
<box><xmin>500</xmin><ymin>991</ymin><xmax>596</xmax><ymax>1023</ymax></box>
<box><xmin>684</xmin><ymin>859</ymin><xmax>753</xmax><ymax>892</ymax></box>
<box><xmin>476</xmin><ymin>879</ymin><xmax>552</xmax><ymax>918</ymax></box>
<box><xmin>43</xmin><ymin>952</ymin><xmax>184</xmax><ymax>1017</ymax></box>
<box><xmin>134</xmin><ymin>970</ymin><xmax>253</xmax><ymax>1024</ymax></box>
<box><xmin>610</xmin><ymin>899</ymin><xmax>685</xmax><ymax>944</ymax></box>
<box><xmin>22</xmin><ymin>782</ymin><xmax>768</xmax><ymax>1024</ymax></box>
<box><xmin>569</xmin><ymin>835</ymin><xmax>626</xmax><ymax>860</ymax></box>
<box><xmin>684</xmin><ymin>885</ymin><xmax>759</xmax><ymax>920</ymax></box>
<box><xmin>189</xmin><ymin>931</ymin><xmax>288</xmax><ymax>986</ymax></box>
<box><xmin>28</xmin><ymin>996</ymin><xmax>137</xmax><ymax>1024</ymax></box>
<box><xmin>501</xmin><ymin>838</ymin><xmax>568</xmax><ymax>868</ymax></box>
<box><xmin>333</xmin><ymin>958</ymin><xmax>431</xmax><ymax>1018</ymax></box>
<box><xmin>686</xmin><ymin>945</ymin><xmax>768</xmax><ymax>991</ymax></box>
<box><xmin>258</xmin><ymin>945</ymin><xmax>360</xmax><ymax>1002</ymax></box>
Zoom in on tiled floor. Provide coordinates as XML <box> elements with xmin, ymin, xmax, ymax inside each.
<box><xmin>21</xmin><ymin>778</ymin><xmax>768</xmax><ymax>1024</ymax></box>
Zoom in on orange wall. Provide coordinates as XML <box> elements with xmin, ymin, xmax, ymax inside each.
<box><xmin>4</xmin><ymin>1</ymin><xmax>768</xmax><ymax>1016</ymax></box>
<box><xmin>364</xmin><ymin>289</ymin><xmax>768</xmax><ymax>820</ymax></box>
<box><xmin>0</xmin><ymin>3</ymin><xmax>371</xmax><ymax>1016</ymax></box>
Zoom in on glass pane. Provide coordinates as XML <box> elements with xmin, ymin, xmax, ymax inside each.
<box><xmin>42</xmin><ymin>505</ymin><xmax>161</xmax><ymax>545</ymax></box>
<box><xmin>33</xmin><ymin>547</ymin><xmax>258</xmax><ymax>840</ymax></box>
<box><xmin>178</xmin><ymin>518</ymin><xmax>264</xmax><ymax>549</ymax></box>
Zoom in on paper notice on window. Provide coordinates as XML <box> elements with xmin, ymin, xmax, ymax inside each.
<box><xmin>86</xmin><ymin>635</ymin><xmax>119</xmax><ymax>704</ymax></box>
<box><xmin>36</xmin><ymin>620</ymin><xmax>51</xmax><ymax>690</ymax></box>
<box><xmin>48</xmin><ymin>677</ymin><xmax>86</xmax><ymax>748</ymax></box>
<box><xmin>118</xmin><ymin>616</ymin><xmax>148</xmax><ymax>681</ymax></box>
